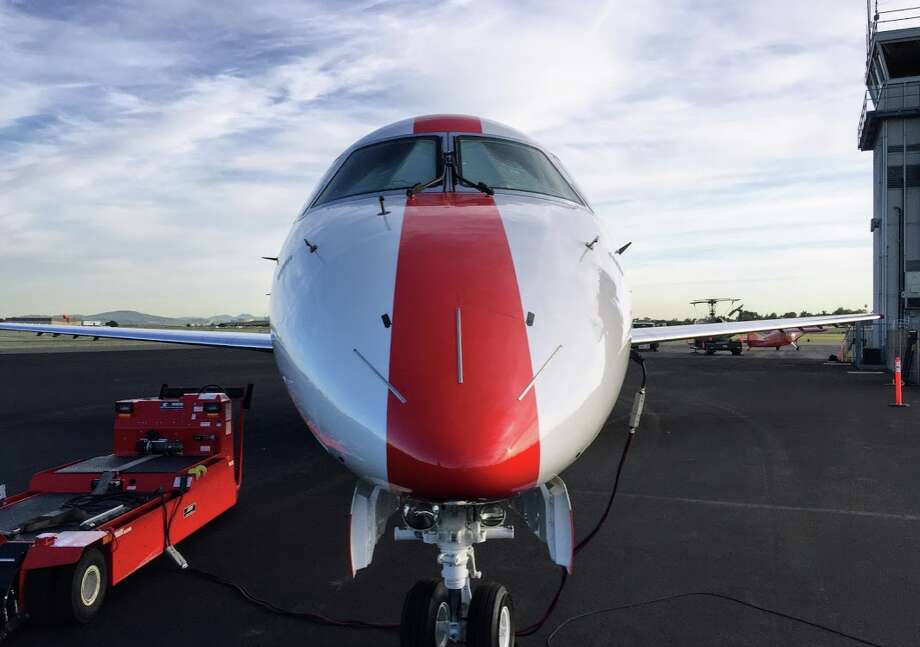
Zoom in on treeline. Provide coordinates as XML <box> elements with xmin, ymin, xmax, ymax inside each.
<box><xmin>641</xmin><ymin>306</ymin><xmax>868</xmax><ymax>326</ymax></box>
<box><xmin>736</xmin><ymin>306</ymin><xmax>867</xmax><ymax>321</ymax></box>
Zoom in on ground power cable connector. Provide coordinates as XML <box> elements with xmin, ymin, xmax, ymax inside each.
<box><xmin>628</xmin><ymin>350</ymin><xmax>646</xmax><ymax>435</ymax></box>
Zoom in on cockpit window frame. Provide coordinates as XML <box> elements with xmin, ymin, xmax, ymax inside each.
<box><xmin>453</xmin><ymin>135</ymin><xmax>585</xmax><ymax>206</ymax></box>
<box><xmin>310</xmin><ymin>135</ymin><xmax>443</xmax><ymax>209</ymax></box>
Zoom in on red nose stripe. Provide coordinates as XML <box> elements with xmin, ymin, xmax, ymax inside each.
<box><xmin>413</xmin><ymin>114</ymin><xmax>482</xmax><ymax>134</ymax></box>
<box><xmin>386</xmin><ymin>193</ymin><xmax>539</xmax><ymax>500</ymax></box>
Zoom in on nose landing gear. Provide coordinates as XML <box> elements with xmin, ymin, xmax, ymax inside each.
<box><xmin>349</xmin><ymin>479</ymin><xmax>573</xmax><ymax>646</ymax></box>
<box><xmin>396</xmin><ymin>505</ymin><xmax>516</xmax><ymax>646</ymax></box>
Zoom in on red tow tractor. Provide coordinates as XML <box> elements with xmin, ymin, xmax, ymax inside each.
<box><xmin>0</xmin><ymin>384</ymin><xmax>252</xmax><ymax>638</ymax></box>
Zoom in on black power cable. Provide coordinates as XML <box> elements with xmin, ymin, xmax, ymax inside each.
<box><xmin>161</xmin><ymin>357</ymin><xmax>644</xmax><ymax>635</ymax></box>
<box><xmin>517</xmin><ymin>350</ymin><xmax>646</xmax><ymax>638</ymax></box>
<box><xmin>519</xmin><ymin>350</ymin><xmax>887</xmax><ymax>647</ymax></box>
<box><xmin>172</xmin><ymin>350</ymin><xmax>887</xmax><ymax>645</ymax></box>
<box><xmin>151</xmin><ymin>392</ymin><xmax>397</xmax><ymax>631</ymax></box>
<box><xmin>184</xmin><ymin>567</ymin><xmax>398</xmax><ymax>630</ymax></box>
<box><xmin>544</xmin><ymin>592</ymin><xmax>886</xmax><ymax>647</ymax></box>
<box><xmin>163</xmin><ymin>498</ymin><xmax>397</xmax><ymax>631</ymax></box>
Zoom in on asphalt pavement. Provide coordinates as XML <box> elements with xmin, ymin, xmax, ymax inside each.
<box><xmin>1</xmin><ymin>343</ymin><xmax>916</xmax><ymax>646</ymax></box>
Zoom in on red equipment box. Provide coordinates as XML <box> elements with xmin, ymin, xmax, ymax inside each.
<box><xmin>114</xmin><ymin>392</ymin><xmax>233</xmax><ymax>457</ymax></box>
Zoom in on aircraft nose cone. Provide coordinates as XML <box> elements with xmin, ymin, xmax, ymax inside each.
<box><xmin>384</xmin><ymin>193</ymin><xmax>540</xmax><ymax>500</ymax></box>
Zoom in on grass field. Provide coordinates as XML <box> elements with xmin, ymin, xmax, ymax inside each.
<box><xmin>795</xmin><ymin>330</ymin><xmax>845</xmax><ymax>344</ymax></box>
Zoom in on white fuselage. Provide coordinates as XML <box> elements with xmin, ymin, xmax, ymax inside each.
<box><xmin>269</xmin><ymin>119</ymin><xmax>631</xmax><ymax>501</ymax></box>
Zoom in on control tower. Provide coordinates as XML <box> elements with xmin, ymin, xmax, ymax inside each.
<box><xmin>859</xmin><ymin>1</ymin><xmax>920</xmax><ymax>368</ymax></box>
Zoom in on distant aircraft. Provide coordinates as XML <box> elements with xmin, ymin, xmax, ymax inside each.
<box><xmin>0</xmin><ymin>115</ymin><xmax>880</xmax><ymax>646</ymax></box>
<box><xmin>746</xmin><ymin>329</ymin><xmax>805</xmax><ymax>350</ymax></box>
<box><xmin>745</xmin><ymin>323</ymin><xmax>840</xmax><ymax>350</ymax></box>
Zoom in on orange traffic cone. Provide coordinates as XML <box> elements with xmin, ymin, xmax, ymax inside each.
<box><xmin>890</xmin><ymin>356</ymin><xmax>910</xmax><ymax>408</ymax></box>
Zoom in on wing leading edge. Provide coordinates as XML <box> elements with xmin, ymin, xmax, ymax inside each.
<box><xmin>631</xmin><ymin>313</ymin><xmax>881</xmax><ymax>345</ymax></box>
<box><xmin>1</xmin><ymin>313</ymin><xmax>880</xmax><ymax>352</ymax></box>
<box><xmin>0</xmin><ymin>322</ymin><xmax>272</xmax><ymax>351</ymax></box>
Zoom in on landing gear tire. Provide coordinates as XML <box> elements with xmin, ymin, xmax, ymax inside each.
<box><xmin>400</xmin><ymin>579</ymin><xmax>450</xmax><ymax>647</ymax></box>
<box><xmin>731</xmin><ymin>348</ymin><xmax>742</xmax><ymax>356</ymax></box>
<box><xmin>466</xmin><ymin>582</ymin><xmax>514</xmax><ymax>647</ymax></box>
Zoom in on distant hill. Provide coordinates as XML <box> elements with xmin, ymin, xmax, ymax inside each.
<box><xmin>68</xmin><ymin>311</ymin><xmax>263</xmax><ymax>326</ymax></box>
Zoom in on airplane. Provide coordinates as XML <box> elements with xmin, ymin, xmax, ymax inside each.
<box><xmin>744</xmin><ymin>322</ymin><xmax>846</xmax><ymax>351</ymax></box>
<box><xmin>746</xmin><ymin>329</ymin><xmax>805</xmax><ymax>350</ymax></box>
<box><xmin>0</xmin><ymin>114</ymin><xmax>880</xmax><ymax>647</ymax></box>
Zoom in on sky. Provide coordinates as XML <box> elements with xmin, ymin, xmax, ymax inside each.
<box><xmin>0</xmin><ymin>0</ymin><xmax>882</xmax><ymax>319</ymax></box>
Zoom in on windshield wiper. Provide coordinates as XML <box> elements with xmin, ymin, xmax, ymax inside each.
<box><xmin>453</xmin><ymin>170</ymin><xmax>494</xmax><ymax>196</ymax></box>
<box><xmin>447</xmin><ymin>153</ymin><xmax>493</xmax><ymax>195</ymax></box>
<box><xmin>407</xmin><ymin>153</ymin><xmax>494</xmax><ymax>198</ymax></box>
<box><xmin>406</xmin><ymin>170</ymin><xmax>445</xmax><ymax>197</ymax></box>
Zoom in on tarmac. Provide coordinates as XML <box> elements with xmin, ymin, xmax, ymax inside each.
<box><xmin>1</xmin><ymin>341</ymin><xmax>917</xmax><ymax>646</ymax></box>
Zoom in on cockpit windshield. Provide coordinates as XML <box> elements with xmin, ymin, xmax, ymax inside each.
<box><xmin>313</xmin><ymin>137</ymin><xmax>440</xmax><ymax>207</ymax></box>
<box><xmin>455</xmin><ymin>137</ymin><xmax>582</xmax><ymax>204</ymax></box>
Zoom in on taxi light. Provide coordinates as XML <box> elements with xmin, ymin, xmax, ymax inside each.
<box><xmin>479</xmin><ymin>504</ymin><xmax>506</xmax><ymax>527</ymax></box>
<box><xmin>403</xmin><ymin>502</ymin><xmax>440</xmax><ymax>530</ymax></box>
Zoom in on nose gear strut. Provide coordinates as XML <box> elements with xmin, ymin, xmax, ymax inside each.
<box><xmin>395</xmin><ymin>504</ymin><xmax>515</xmax><ymax>645</ymax></box>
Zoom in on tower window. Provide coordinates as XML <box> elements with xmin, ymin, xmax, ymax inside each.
<box><xmin>882</xmin><ymin>41</ymin><xmax>920</xmax><ymax>78</ymax></box>
<box><xmin>887</xmin><ymin>164</ymin><xmax>920</xmax><ymax>188</ymax></box>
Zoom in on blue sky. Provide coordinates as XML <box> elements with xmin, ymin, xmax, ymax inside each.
<box><xmin>0</xmin><ymin>1</ymin><xmax>877</xmax><ymax>318</ymax></box>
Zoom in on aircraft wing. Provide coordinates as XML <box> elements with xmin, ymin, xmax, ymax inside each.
<box><xmin>0</xmin><ymin>322</ymin><xmax>272</xmax><ymax>351</ymax></box>
<box><xmin>631</xmin><ymin>313</ymin><xmax>881</xmax><ymax>345</ymax></box>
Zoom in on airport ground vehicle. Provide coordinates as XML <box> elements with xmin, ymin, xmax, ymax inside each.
<box><xmin>688</xmin><ymin>298</ymin><xmax>744</xmax><ymax>356</ymax></box>
<box><xmin>632</xmin><ymin>321</ymin><xmax>661</xmax><ymax>352</ymax></box>
<box><xmin>0</xmin><ymin>385</ymin><xmax>251</xmax><ymax>637</ymax></box>
<box><xmin>691</xmin><ymin>336</ymin><xmax>743</xmax><ymax>355</ymax></box>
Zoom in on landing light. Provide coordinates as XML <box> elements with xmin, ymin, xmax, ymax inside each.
<box><xmin>479</xmin><ymin>504</ymin><xmax>505</xmax><ymax>527</ymax></box>
<box><xmin>402</xmin><ymin>502</ymin><xmax>440</xmax><ymax>530</ymax></box>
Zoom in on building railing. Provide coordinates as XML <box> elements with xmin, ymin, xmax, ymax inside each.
<box><xmin>858</xmin><ymin>81</ymin><xmax>920</xmax><ymax>146</ymax></box>
<box><xmin>868</xmin><ymin>2</ymin><xmax>920</xmax><ymax>46</ymax></box>
<box><xmin>865</xmin><ymin>2</ymin><xmax>920</xmax><ymax>71</ymax></box>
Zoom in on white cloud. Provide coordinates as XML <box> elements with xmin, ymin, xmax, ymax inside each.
<box><xmin>0</xmin><ymin>0</ymin><xmax>875</xmax><ymax>318</ymax></box>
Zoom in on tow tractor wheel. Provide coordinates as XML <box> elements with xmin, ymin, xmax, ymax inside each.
<box><xmin>29</xmin><ymin>548</ymin><xmax>108</xmax><ymax>624</ymax></box>
<box><xmin>57</xmin><ymin>547</ymin><xmax>108</xmax><ymax>624</ymax></box>
<box><xmin>69</xmin><ymin>549</ymin><xmax>107</xmax><ymax>623</ymax></box>
<box><xmin>400</xmin><ymin>579</ymin><xmax>450</xmax><ymax>647</ymax></box>
<box><xmin>466</xmin><ymin>582</ymin><xmax>514</xmax><ymax>647</ymax></box>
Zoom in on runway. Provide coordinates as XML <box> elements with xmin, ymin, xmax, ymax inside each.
<box><xmin>1</xmin><ymin>343</ymin><xmax>916</xmax><ymax>646</ymax></box>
